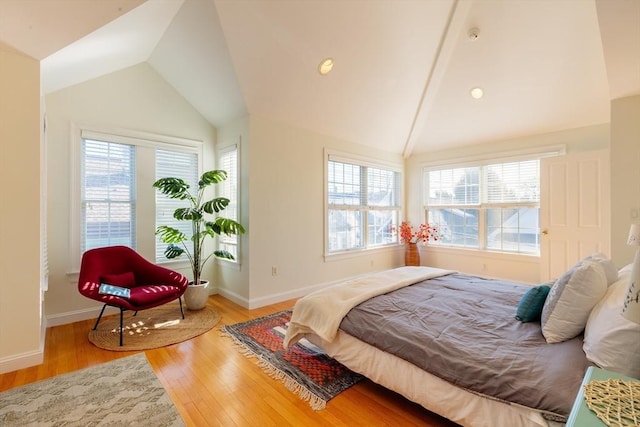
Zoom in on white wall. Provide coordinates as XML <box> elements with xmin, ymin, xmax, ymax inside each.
<box><xmin>218</xmin><ymin>115</ymin><xmax>405</xmax><ymax>308</ymax></box>
<box><xmin>44</xmin><ymin>63</ymin><xmax>217</xmax><ymax>325</ymax></box>
<box><xmin>610</xmin><ymin>95</ymin><xmax>640</xmax><ymax>267</ymax></box>
<box><xmin>0</xmin><ymin>42</ymin><xmax>43</xmax><ymax>373</ymax></box>
<box><xmin>405</xmin><ymin>124</ymin><xmax>610</xmax><ymax>283</ymax></box>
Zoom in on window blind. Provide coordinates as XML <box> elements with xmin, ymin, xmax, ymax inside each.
<box><xmin>427</xmin><ymin>167</ymin><xmax>479</xmax><ymax>206</ymax></box>
<box><xmin>217</xmin><ymin>145</ymin><xmax>239</xmax><ymax>260</ymax></box>
<box><xmin>155</xmin><ymin>149</ymin><xmax>199</xmax><ymax>262</ymax></box>
<box><xmin>486</xmin><ymin>160</ymin><xmax>539</xmax><ymax>203</ymax></box>
<box><xmin>81</xmin><ymin>139</ymin><xmax>136</xmax><ymax>252</ymax></box>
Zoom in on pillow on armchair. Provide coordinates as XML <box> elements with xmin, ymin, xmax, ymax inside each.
<box><xmin>101</xmin><ymin>271</ymin><xmax>136</xmax><ymax>288</ymax></box>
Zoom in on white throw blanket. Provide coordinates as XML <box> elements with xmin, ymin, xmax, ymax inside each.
<box><xmin>283</xmin><ymin>266</ymin><xmax>455</xmax><ymax>348</ymax></box>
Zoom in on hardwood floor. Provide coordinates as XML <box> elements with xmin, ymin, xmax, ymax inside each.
<box><xmin>0</xmin><ymin>295</ymin><xmax>460</xmax><ymax>426</ymax></box>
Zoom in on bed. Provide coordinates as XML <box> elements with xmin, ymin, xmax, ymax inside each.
<box><xmin>283</xmin><ymin>262</ymin><xmax>638</xmax><ymax>427</ymax></box>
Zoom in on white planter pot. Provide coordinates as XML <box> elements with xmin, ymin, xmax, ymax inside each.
<box><xmin>184</xmin><ymin>280</ymin><xmax>210</xmax><ymax>311</ymax></box>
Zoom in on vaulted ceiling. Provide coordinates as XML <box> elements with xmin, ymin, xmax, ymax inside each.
<box><xmin>1</xmin><ymin>0</ymin><xmax>638</xmax><ymax>156</ymax></box>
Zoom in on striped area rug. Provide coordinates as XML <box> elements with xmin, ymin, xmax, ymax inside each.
<box><xmin>222</xmin><ymin>310</ymin><xmax>363</xmax><ymax>410</ymax></box>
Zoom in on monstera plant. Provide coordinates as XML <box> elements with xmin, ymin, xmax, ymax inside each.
<box><xmin>153</xmin><ymin>170</ymin><xmax>245</xmax><ymax>308</ymax></box>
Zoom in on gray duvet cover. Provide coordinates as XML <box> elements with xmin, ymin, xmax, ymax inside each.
<box><xmin>339</xmin><ymin>273</ymin><xmax>592</xmax><ymax>419</ymax></box>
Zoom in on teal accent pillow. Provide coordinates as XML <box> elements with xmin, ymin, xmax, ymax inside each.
<box><xmin>515</xmin><ymin>285</ymin><xmax>551</xmax><ymax>322</ymax></box>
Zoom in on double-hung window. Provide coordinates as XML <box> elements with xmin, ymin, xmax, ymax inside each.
<box><xmin>72</xmin><ymin>126</ymin><xmax>202</xmax><ymax>270</ymax></box>
<box><xmin>81</xmin><ymin>139</ymin><xmax>136</xmax><ymax>252</ymax></box>
<box><xmin>326</xmin><ymin>153</ymin><xmax>401</xmax><ymax>254</ymax></box>
<box><xmin>425</xmin><ymin>159</ymin><xmax>541</xmax><ymax>254</ymax></box>
<box><xmin>217</xmin><ymin>144</ymin><xmax>240</xmax><ymax>262</ymax></box>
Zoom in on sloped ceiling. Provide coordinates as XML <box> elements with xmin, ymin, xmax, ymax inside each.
<box><xmin>1</xmin><ymin>0</ymin><xmax>638</xmax><ymax>156</ymax></box>
<box><xmin>0</xmin><ymin>0</ymin><xmax>145</xmax><ymax>59</ymax></box>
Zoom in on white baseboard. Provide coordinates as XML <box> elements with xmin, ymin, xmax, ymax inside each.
<box><xmin>0</xmin><ymin>349</ymin><xmax>43</xmax><ymax>375</ymax></box>
<box><xmin>215</xmin><ymin>287</ymin><xmax>249</xmax><ymax>308</ymax></box>
<box><xmin>218</xmin><ymin>276</ymin><xmax>354</xmax><ymax>310</ymax></box>
<box><xmin>46</xmin><ymin>305</ymin><xmax>120</xmax><ymax>328</ymax></box>
<box><xmin>246</xmin><ymin>283</ymin><xmax>328</xmax><ymax>309</ymax></box>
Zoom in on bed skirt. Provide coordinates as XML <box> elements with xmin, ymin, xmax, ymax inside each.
<box><xmin>307</xmin><ymin>330</ymin><xmax>565</xmax><ymax>427</ymax></box>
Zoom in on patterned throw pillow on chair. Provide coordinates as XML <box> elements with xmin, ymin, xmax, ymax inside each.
<box><xmin>100</xmin><ymin>271</ymin><xmax>136</xmax><ymax>288</ymax></box>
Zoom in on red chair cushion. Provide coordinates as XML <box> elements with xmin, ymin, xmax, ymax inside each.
<box><xmin>128</xmin><ymin>285</ymin><xmax>182</xmax><ymax>305</ymax></box>
<box><xmin>101</xmin><ymin>271</ymin><xmax>136</xmax><ymax>288</ymax></box>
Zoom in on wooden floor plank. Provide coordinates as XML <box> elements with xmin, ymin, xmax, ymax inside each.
<box><xmin>0</xmin><ymin>294</ymin><xmax>459</xmax><ymax>426</ymax></box>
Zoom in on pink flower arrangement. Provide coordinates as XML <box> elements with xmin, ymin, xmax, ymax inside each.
<box><xmin>396</xmin><ymin>221</ymin><xmax>438</xmax><ymax>245</ymax></box>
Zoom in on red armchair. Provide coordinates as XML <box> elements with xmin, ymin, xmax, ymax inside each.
<box><xmin>78</xmin><ymin>245</ymin><xmax>189</xmax><ymax>346</ymax></box>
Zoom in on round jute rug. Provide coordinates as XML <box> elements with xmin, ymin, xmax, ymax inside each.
<box><xmin>88</xmin><ymin>303</ymin><xmax>221</xmax><ymax>351</ymax></box>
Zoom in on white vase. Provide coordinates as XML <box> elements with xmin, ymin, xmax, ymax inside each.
<box><xmin>184</xmin><ymin>280</ymin><xmax>210</xmax><ymax>311</ymax></box>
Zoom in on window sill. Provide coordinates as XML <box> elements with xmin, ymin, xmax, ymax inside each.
<box><xmin>215</xmin><ymin>257</ymin><xmax>241</xmax><ymax>272</ymax></box>
<box><xmin>324</xmin><ymin>245</ymin><xmax>398</xmax><ymax>262</ymax></box>
<box><xmin>426</xmin><ymin>245</ymin><xmax>540</xmax><ymax>263</ymax></box>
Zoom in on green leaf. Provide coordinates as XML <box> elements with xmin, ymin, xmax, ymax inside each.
<box><xmin>199</xmin><ymin>170</ymin><xmax>227</xmax><ymax>189</ymax></box>
<box><xmin>174</xmin><ymin>207</ymin><xmax>203</xmax><ymax>221</ymax></box>
<box><xmin>202</xmin><ymin>222</ymin><xmax>218</xmax><ymax>238</ymax></box>
<box><xmin>164</xmin><ymin>244</ymin><xmax>185</xmax><ymax>259</ymax></box>
<box><xmin>214</xmin><ymin>250</ymin><xmax>235</xmax><ymax>260</ymax></box>
<box><xmin>214</xmin><ymin>217</ymin><xmax>246</xmax><ymax>235</ymax></box>
<box><xmin>156</xmin><ymin>226</ymin><xmax>187</xmax><ymax>244</ymax></box>
<box><xmin>202</xmin><ymin>198</ymin><xmax>229</xmax><ymax>214</ymax></box>
<box><xmin>153</xmin><ymin>177</ymin><xmax>192</xmax><ymax>200</ymax></box>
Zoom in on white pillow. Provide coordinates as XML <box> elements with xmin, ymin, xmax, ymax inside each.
<box><xmin>586</xmin><ymin>252</ymin><xmax>619</xmax><ymax>286</ymax></box>
<box><xmin>583</xmin><ymin>267</ymin><xmax>640</xmax><ymax>378</ymax></box>
<box><xmin>541</xmin><ymin>259</ymin><xmax>607</xmax><ymax>343</ymax></box>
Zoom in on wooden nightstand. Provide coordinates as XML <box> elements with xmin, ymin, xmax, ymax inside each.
<box><xmin>566</xmin><ymin>366</ymin><xmax>639</xmax><ymax>427</ymax></box>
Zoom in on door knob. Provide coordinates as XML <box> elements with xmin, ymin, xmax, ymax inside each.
<box><xmin>541</xmin><ymin>230</ymin><xmax>549</xmax><ymax>236</ymax></box>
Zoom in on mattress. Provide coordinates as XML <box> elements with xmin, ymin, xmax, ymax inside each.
<box><xmin>307</xmin><ymin>330</ymin><xmax>565</xmax><ymax>427</ymax></box>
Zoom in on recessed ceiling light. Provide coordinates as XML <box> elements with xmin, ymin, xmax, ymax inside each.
<box><xmin>318</xmin><ymin>58</ymin><xmax>334</xmax><ymax>75</ymax></box>
<box><xmin>468</xmin><ymin>27</ymin><xmax>480</xmax><ymax>41</ymax></box>
<box><xmin>470</xmin><ymin>87</ymin><xmax>484</xmax><ymax>99</ymax></box>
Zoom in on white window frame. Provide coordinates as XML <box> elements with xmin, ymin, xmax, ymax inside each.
<box><xmin>324</xmin><ymin>149</ymin><xmax>402</xmax><ymax>258</ymax></box>
<box><xmin>422</xmin><ymin>145</ymin><xmax>565</xmax><ymax>256</ymax></box>
<box><xmin>69</xmin><ymin>123</ymin><xmax>202</xmax><ymax>272</ymax></box>
<box><xmin>216</xmin><ymin>142</ymin><xmax>241</xmax><ymax>266</ymax></box>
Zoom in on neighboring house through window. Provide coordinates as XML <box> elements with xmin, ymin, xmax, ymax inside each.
<box><xmin>326</xmin><ymin>151</ymin><xmax>401</xmax><ymax>255</ymax></box>
<box><xmin>423</xmin><ymin>147</ymin><xmax>564</xmax><ymax>255</ymax></box>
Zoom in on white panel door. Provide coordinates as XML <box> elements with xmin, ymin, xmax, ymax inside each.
<box><xmin>540</xmin><ymin>150</ymin><xmax>610</xmax><ymax>281</ymax></box>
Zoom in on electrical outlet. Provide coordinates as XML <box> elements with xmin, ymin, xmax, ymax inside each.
<box><xmin>271</xmin><ymin>266</ymin><xmax>278</xmax><ymax>276</ymax></box>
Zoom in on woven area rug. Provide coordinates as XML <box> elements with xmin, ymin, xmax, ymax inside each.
<box><xmin>0</xmin><ymin>354</ymin><xmax>184</xmax><ymax>426</ymax></box>
<box><xmin>222</xmin><ymin>310</ymin><xmax>363</xmax><ymax>410</ymax></box>
<box><xmin>89</xmin><ymin>303</ymin><xmax>220</xmax><ymax>351</ymax></box>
